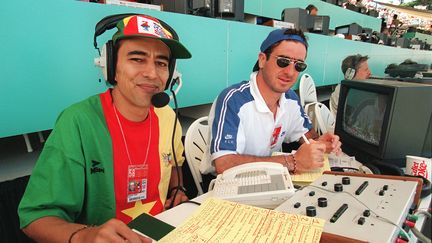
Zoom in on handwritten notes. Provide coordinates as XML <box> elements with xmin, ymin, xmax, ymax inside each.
<box><xmin>159</xmin><ymin>198</ymin><xmax>325</xmax><ymax>243</ymax></box>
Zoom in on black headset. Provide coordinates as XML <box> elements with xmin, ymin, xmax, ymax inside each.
<box><xmin>344</xmin><ymin>55</ymin><xmax>364</xmax><ymax>80</ymax></box>
<box><xmin>93</xmin><ymin>13</ymin><xmax>179</xmax><ymax>90</ymax></box>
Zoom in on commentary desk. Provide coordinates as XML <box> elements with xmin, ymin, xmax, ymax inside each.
<box><xmin>155</xmin><ymin>187</ymin><xmax>431</xmax><ymax>242</ymax></box>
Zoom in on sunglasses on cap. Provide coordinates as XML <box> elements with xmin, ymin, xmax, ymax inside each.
<box><xmin>273</xmin><ymin>55</ymin><xmax>307</xmax><ymax>72</ymax></box>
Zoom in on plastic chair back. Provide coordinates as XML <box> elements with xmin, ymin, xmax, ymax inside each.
<box><xmin>184</xmin><ymin>116</ymin><xmax>209</xmax><ymax>195</ymax></box>
<box><xmin>299</xmin><ymin>73</ymin><xmax>318</xmax><ymax>107</ymax></box>
<box><xmin>315</xmin><ymin>103</ymin><xmax>335</xmax><ymax>135</ymax></box>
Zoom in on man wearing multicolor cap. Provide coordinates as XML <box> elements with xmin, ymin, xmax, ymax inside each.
<box><xmin>207</xmin><ymin>28</ymin><xmax>341</xmax><ymax>175</ymax></box>
<box><xmin>18</xmin><ymin>14</ymin><xmax>191</xmax><ymax>243</ymax></box>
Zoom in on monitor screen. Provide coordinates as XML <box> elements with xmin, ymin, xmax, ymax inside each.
<box><xmin>342</xmin><ymin>89</ymin><xmax>388</xmax><ymax>146</ymax></box>
<box><xmin>307</xmin><ymin>15</ymin><xmax>330</xmax><ymax>35</ymax></box>
<box><xmin>336</xmin><ymin>26</ymin><xmax>349</xmax><ymax>35</ymax></box>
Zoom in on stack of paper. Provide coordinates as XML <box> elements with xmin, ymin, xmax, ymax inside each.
<box><xmin>158</xmin><ymin>198</ymin><xmax>325</xmax><ymax>243</ymax></box>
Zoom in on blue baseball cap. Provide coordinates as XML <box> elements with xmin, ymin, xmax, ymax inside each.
<box><xmin>253</xmin><ymin>29</ymin><xmax>308</xmax><ymax>71</ymax></box>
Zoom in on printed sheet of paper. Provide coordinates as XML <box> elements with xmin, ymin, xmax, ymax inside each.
<box><xmin>328</xmin><ymin>153</ymin><xmax>359</xmax><ymax>168</ymax></box>
<box><xmin>158</xmin><ymin>198</ymin><xmax>325</xmax><ymax>243</ymax></box>
<box><xmin>272</xmin><ymin>152</ymin><xmax>331</xmax><ymax>183</ymax></box>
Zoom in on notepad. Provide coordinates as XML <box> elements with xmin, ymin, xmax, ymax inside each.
<box><xmin>158</xmin><ymin>198</ymin><xmax>325</xmax><ymax>243</ymax></box>
<box><xmin>128</xmin><ymin>213</ymin><xmax>175</xmax><ymax>241</ymax></box>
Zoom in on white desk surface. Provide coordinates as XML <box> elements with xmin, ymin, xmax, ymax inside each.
<box><xmin>155</xmin><ymin>192</ymin><xmax>211</xmax><ymax>227</ymax></box>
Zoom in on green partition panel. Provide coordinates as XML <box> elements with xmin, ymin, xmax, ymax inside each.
<box><xmin>404</xmin><ymin>32</ymin><xmax>432</xmax><ymax>45</ymax></box>
<box><xmin>244</xmin><ymin>0</ymin><xmax>382</xmax><ymax>31</ymax></box>
<box><xmin>1</xmin><ymin>0</ymin><xmax>431</xmax><ymax>138</ymax></box>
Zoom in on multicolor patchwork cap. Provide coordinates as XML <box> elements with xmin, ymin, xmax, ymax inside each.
<box><xmin>112</xmin><ymin>15</ymin><xmax>191</xmax><ymax>59</ymax></box>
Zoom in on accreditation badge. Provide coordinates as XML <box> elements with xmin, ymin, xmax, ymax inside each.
<box><xmin>127</xmin><ymin>164</ymin><xmax>148</xmax><ymax>203</ymax></box>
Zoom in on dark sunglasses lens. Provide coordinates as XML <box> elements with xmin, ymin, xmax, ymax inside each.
<box><xmin>276</xmin><ymin>58</ymin><xmax>290</xmax><ymax>68</ymax></box>
<box><xmin>295</xmin><ymin>62</ymin><xmax>307</xmax><ymax>72</ymax></box>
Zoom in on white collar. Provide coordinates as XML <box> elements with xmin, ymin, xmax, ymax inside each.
<box><xmin>249</xmin><ymin>72</ymin><xmax>286</xmax><ymax>113</ymax></box>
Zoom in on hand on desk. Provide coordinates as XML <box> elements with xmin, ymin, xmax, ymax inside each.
<box><xmin>73</xmin><ymin>218</ymin><xmax>151</xmax><ymax>243</ymax></box>
<box><xmin>295</xmin><ymin>140</ymin><xmax>326</xmax><ymax>173</ymax></box>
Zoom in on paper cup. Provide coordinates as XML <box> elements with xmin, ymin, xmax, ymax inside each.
<box><xmin>406</xmin><ymin>155</ymin><xmax>432</xmax><ymax>182</ymax></box>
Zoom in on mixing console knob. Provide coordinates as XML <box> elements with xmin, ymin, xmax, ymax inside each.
<box><xmin>306</xmin><ymin>206</ymin><xmax>317</xmax><ymax>217</ymax></box>
<box><xmin>318</xmin><ymin>197</ymin><xmax>327</xmax><ymax>207</ymax></box>
<box><xmin>334</xmin><ymin>183</ymin><xmax>343</xmax><ymax>192</ymax></box>
<box><xmin>342</xmin><ymin>177</ymin><xmax>350</xmax><ymax>185</ymax></box>
<box><xmin>363</xmin><ymin>210</ymin><xmax>370</xmax><ymax>217</ymax></box>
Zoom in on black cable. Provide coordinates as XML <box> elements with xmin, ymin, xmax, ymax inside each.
<box><xmin>179</xmin><ymin>200</ymin><xmax>201</xmax><ymax>206</ymax></box>
<box><xmin>168</xmin><ymin>78</ymin><xmax>181</xmax><ymax>209</ymax></box>
<box><xmin>330</xmin><ymin>167</ymin><xmax>360</xmax><ymax>172</ymax></box>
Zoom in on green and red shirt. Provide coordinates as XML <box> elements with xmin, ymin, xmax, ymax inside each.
<box><xmin>18</xmin><ymin>90</ymin><xmax>184</xmax><ymax>227</ymax></box>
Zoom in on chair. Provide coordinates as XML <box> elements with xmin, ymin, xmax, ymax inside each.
<box><xmin>314</xmin><ymin>103</ymin><xmax>335</xmax><ymax>135</ymax></box>
<box><xmin>184</xmin><ymin>116</ymin><xmax>209</xmax><ymax>195</ymax></box>
<box><xmin>303</xmin><ymin>102</ymin><xmax>320</xmax><ymax>134</ymax></box>
<box><xmin>299</xmin><ymin>73</ymin><xmax>318</xmax><ymax>107</ymax></box>
<box><xmin>22</xmin><ymin>132</ymin><xmax>45</xmax><ymax>153</ymax></box>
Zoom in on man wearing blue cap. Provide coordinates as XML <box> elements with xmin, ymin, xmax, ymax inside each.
<box><xmin>206</xmin><ymin>28</ymin><xmax>341</xmax><ymax>175</ymax></box>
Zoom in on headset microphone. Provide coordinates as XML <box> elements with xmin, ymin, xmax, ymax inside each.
<box><xmin>151</xmin><ymin>92</ymin><xmax>170</xmax><ymax>108</ymax></box>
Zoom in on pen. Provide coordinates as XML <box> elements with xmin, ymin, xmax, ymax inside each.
<box><xmin>302</xmin><ymin>134</ymin><xmax>310</xmax><ymax>144</ymax></box>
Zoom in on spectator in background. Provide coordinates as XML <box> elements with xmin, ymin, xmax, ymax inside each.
<box><xmin>306</xmin><ymin>4</ymin><xmax>318</xmax><ymax>16</ymax></box>
<box><xmin>390</xmin><ymin>14</ymin><xmax>402</xmax><ymax>28</ymax></box>
<box><xmin>354</xmin><ymin>0</ymin><xmax>365</xmax><ymax>8</ymax></box>
<box><xmin>330</xmin><ymin>54</ymin><xmax>371</xmax><ymax>117</ymax></box>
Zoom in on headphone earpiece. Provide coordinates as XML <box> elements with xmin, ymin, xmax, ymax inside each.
<box><xmin>105</xmin><ymin>40</ymin><xmax>116</xmax><ymax>85</ymax></box>
<box><xmin>344</xmin><ymin>67</ymin><xmax>356</xmax><ymax>80</ymax></box>
<box><xmin>94</xmin><ymin>40</ymin><xmax>116</xmax><ymax>85</ymax></box>
<box><xmin>93</xmin><ymin>13</ymin><xmax>179</xmax><ymax>89</ymax></box>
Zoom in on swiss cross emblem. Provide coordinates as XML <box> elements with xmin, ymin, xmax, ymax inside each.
<box><xmin>270</xmin><ymin>126</ymin><xmax>282</xmax><ymax>147</ymax></box>
<box><xmin>141</xmin><ymin>21</ymin><xmax>150</xmax><ymax>31</ymax></box>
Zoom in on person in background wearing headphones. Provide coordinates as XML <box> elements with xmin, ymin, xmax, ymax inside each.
<box><xmin>204</xmin><ymin>28</ymin><xmax>341</xmax><ymax>175</ymax></box>
<box><xmin>306</xmin><ymin>4</ymin><xmax>318</xmax><ymax>16</ymax></box>
<box><xmin>330</xmin><ymin>54</ymin><xmax>371</xmax><ymax>117</ymax></box>
<box><xmin>18</xmin><ymin>14</ymin><xmax>191</xmax><ymax>243</ymax></box>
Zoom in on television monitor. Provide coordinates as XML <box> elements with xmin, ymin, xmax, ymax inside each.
<box><xmin>307</xmin><ymin>15</ymin><xmax>330</xmax><ymax>35</ymax></box>
<box><xmin>208</xmin><ymin>0</ymin><xmax>244</xmax><ymax>21</ymax></box>
<box><xmin>335</xmin><ymin>23</ymin><xmax>362</xmax><ymax>35</ymax></box>
<box><xmin>377</xmin><ymin>33</ymin><xmax>389</xmax><ymax>45</ymax></box>
<box><xmin>368</xmin><ymin>9</ymin><xmax>379</xmax><ymax>17</ymax></box>
<box><xmin>322</xmin><ymin>0</ymin><xmax>337</xmax><ymax>4</ymax></box>
<box><xmin>281</xmin><ymin>8</ymin><xmax>309</xmax><ymax>32</ymax></box>
<box><xmin>346</xmin><ymin>4</ymin><xmax>360</xmax><ymax>13</ymax></box>
<box><xmin>396</xmin><ymin>37</ymin><xmax>410</xmax><ymax>48</ymax></box>
<box><xmin>362</xmin><ymin>28</ymin><xmax>372</xmax><ymax>35</ymax></box>
<box><xmin>335</xmin><ymin>79</ymin><xmax>432</xmax><ymax>169</ymax></box>
<box><xmin>152</xmin><ymin>0</ymin><xmax>190</xmax><ymax>14</ymax></box>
